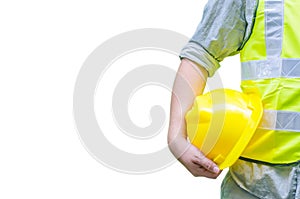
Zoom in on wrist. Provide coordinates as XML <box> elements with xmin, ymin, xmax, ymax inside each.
<box><xmin>168</xmin><ymin>135</ymin><xmax>190</xmax><ymax>159</ymax></box>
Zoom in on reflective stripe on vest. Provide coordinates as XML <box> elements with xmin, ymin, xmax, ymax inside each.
<box><xmin>259</xmin><ymin>110</ymin><xmax>300</xmax><ymax>132</ymax></box>
<box><xmin>242</xmin><ymin>59</ymin><xmax>300</xmax><ymax>80</ymax></box>
<box><xmin>240</xmin><ymin>0</ymin><xmax>300</xmax><ymax>164</ymax></box>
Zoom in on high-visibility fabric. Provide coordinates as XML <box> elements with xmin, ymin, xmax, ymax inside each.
<box><xmin>240</xmin><ymin>0</ymin><xmax>300</xmax><ymax>164</ymax></box>
<box><xmin>240</xmin><ymin>0</ymin><xmax>266</xmax><ymax>62</ymax></box>
<box><xmin>282</xmin><ymin>1</ymin><xmax>300</xmax><ymax>58</ymax></box>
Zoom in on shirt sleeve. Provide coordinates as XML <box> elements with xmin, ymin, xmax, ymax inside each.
<box><xmin>180</xmin><ymin>0</ymin><xmax>257</xmax><ymax>77</ymax></box>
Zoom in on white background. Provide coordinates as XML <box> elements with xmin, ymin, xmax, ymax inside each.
<box><xmin>0</xmin><ymin>0</ymin><xmax>240</xmax><ymax>198</ymax></box>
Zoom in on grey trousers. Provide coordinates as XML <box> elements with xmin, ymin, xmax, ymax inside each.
<box><xmin>221</xmin><ymin>159</ymin><xmax>300</xmax><ymax>199</ymax></box>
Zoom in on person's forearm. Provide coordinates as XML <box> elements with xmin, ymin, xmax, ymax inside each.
<box><xmin>168</xmin><ymin>58</ymin><xmax>208</xmax><ymax>159</ymax></box>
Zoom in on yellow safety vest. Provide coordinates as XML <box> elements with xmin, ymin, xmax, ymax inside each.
<box><xmin>240</xmin><ymin>0</ymin><xmax>300</xmax><ymax>164</ymax></box>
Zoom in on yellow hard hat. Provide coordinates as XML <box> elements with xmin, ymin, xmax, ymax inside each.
<box><xmin>185</xmin><ymin>89</ymin><xmax>263</xmax><ymax>169</ymax></box>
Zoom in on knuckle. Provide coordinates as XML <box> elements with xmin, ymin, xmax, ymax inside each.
<box><xmin>205</xmin><ymin>162</ymin><xmax>213</xmax><ymax>170</ymax></box>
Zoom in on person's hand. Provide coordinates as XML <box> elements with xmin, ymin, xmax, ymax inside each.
<box><xmin>179</xmin><ymin>143</ymin><xmax>221</xmax><ymax>178</ymax></box>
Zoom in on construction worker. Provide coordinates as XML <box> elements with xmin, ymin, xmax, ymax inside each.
<box><xmin>167</xmin><ymin>0</ymin><xmax>300</xmax><ymax>198</ymax></box>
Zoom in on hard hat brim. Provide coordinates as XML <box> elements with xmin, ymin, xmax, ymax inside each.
<box><xmin>218</xmin><ymin>93</ymin><xmax>263</xmax><ymax>169</ymax></box>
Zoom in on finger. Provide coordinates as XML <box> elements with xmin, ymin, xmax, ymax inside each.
<box><xmin>196</xmin><ymin>167</ymin><xmax>221</xmax><ymax>179</ymax></box>
<box><xmin>193</xmin><ymin>153</ymin><xmax>220</xmax><ymax>174</ymax></box>
<box><xmin>188</xmin><ymin>163</ymin><xmax>220</xmax><ymax>178</ymax></box>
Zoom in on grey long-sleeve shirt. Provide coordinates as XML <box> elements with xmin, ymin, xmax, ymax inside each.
<box><xmin>180</xmin><ymin>0</ymin><xmax>258</xmax><ymax>77</ymax></box>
